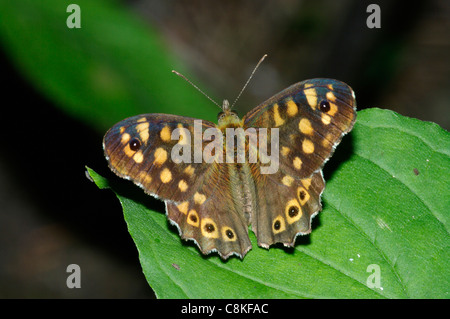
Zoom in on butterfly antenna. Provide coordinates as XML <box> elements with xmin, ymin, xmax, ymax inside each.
<box><xmin>172</xmin><ymin>70</ymin><xmax>222</xmax><ymax>109</ymax></box>
<box><xmin>231</xmin><ymin>54</ymin><xmax>267</xmax><ymax>109</ymax></box>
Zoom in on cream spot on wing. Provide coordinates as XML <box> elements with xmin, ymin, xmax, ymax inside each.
<box><xmin>178</xmin><ymin>179</ymin><xmax>188</xmax><ymax>192</ymax></box>
<box><xmin>153</xmin><ymin>147</ymin><xmax>168</xmax><ymax>165</ymax></box>
<box><xmin>301</xmin><ymin>178</ymin><xmax>312</xmax><ymax>189</ymax></box>
<box><xmin>121</xmin><ymin>133</ymin><xmax>131</xmax><ymax>144</ymax></box>
<box><xmin>160</xmin><ymin>168</ymin><xmax>172</xmax><ymax>183</ymax></box>
<box><xmin>194</xmin><ymin>192</ymin><xmax>206</xmax><ymax>205</ymax></box>
<box><xmin>293</xmin><ymin>157</ymin><xmax>302</xmax><ymax>170</ymax></box>
<box><xmin>299</xmin><ymin>118</ymin><xmax>314</xmax><ymax>135</ymax></box>
<box><xmin>273</xmin><ymin>103</ymin><xmax>285</xmax><ymax>127</ymax></box>
<box><xmin>326</xmin><ymin>91</ymin><xmax>337</xmax><ymax>102</ymax></box>
<box><xmin>133</xmin><ymin>150</ymin><xmax>144</xmax><ymax>163</ymax></box>
<box><xmin>184</xmin><ymin>165</ymin><xmax>195</xmax><ymax>177</ymax></box>
<box><xmin>286</xmin><ymin>99</ymin><xmax>298</xmax><ymax>116</ymax></box>
<box><xmin>160</xmin><ymin>125</ymin><xmax>171</xmax><ymax>142</ymax></box>
<box><xmin>328</xmin><ymin>102</ymin><xmax>338</xmax><ymax>116</ymax></box>
<box><xmin>136</xmin><ymin>122</ymin><xmax>150</xmax><ymax>144</ymax></box>
<box><xmin>304</xmin><ymin>87</ymin><xmax>317</xmax><ymax>109</ymax></box>
<box><xmin>321</xmin><ymin>113</ymin><xmax>331</xmax><ymax>125</ymax></box>
<box><xmin>177</xmin><ymin>201</ymin><xmax>189</xmax><ymax>215</ymax></box>
<box><xmin>281</xmin><ymin>146</ymin><xmax>290</xmax><ymax>157</ymax></box>
<box><xmin>123</xmin><ymin>145</ymin><xmax>135</xmax><ymax>157</ymax></box>
<box><xmin>302</xmin><ymin>139</ymin><xmax>315</xmax><ymax>154</ymax></box>
<box><xmin>282</xmin><ymin>175</ymin><xmax>294</xmax><ymax>187</ymax></box>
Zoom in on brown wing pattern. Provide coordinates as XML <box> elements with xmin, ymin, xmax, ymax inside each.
<box><xmin>166</xmin><ymin>163</ymin><xmax>252</xmax><ymax>259</ymax></box>
<box><xmin>103</xmin><ymin>78</ymin><xmax>357</xmax><ymax>259</ymax></box>
<box><xmin>243</xmin><ymin>79</ymin><xmax>356</xmax><ymax>249</ymax></box>
<box><xmin>103</xmin><ymin>113</ymin><xmax>215</xmax><ymax>202</ymax></box>
<box><xmin>243</xmin><ymin>79</ymin><xmax>356</xmax><ymax>180</ymax></box>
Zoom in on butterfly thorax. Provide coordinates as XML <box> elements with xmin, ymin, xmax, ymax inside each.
<box><xmin>214</xmin><ymin>100</ymin><xmax>256</xmax><ymax>225</ymax></box>
<box><xmin>216</xmin><ymin>100</ymin><xmax>250</xmax><ymax>164</ymax></box>
<box><xmin>217</xmin><ymin>99</ymin><xmax>243</xmax><ymax>129</ymax></box>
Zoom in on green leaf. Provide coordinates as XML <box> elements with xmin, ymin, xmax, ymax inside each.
<box><xmin>0</xmin><ymin>0</ymin><xmax>217</xmax><ymax>132</ymax></box>
<box><xmin>87</xmin><ymin>108</ymin><xmax>450</xmax><ymax>299</ymax></box>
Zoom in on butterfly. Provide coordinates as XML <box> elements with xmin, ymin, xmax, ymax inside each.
<box><xmin>103</xmin><ymin>77</ymin><xmax>356</xmax><ymax>259</ymax></box>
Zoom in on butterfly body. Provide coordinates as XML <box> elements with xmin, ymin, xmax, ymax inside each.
<box><xmin>104</xmin><ymin>78</ymin><xmax>357</xmax><ymax>259</ymax></box>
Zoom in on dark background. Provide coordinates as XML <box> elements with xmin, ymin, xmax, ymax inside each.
<box><xmin>0</xmin><ymin>0</ymin><xmax>448</xmax><ymax>298</ymax></box>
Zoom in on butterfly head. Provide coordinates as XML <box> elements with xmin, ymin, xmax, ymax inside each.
<box><xmin>217</xmin><ymin>99</ymin><xmax>241</xmax><ymax>128</ymax></box>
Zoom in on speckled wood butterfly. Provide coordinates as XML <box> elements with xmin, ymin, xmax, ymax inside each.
<box><xmin>103</xmin><ymin>75</ymin><xmax>356</xmax><ymax>259</ymax></box>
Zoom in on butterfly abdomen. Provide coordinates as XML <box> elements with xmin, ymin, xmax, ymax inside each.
<box><xmin>226</xmin><ymin>162</ymin><xmax>257</xmax><ymax>226</ymax></box>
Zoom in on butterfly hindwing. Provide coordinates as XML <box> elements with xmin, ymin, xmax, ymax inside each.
<box><xmin>251</xmin><ymin>170</ymin><xmax>325</xmax><ymax>248</ymax></box>
<box><xmin>166</xmin><ymin>163</ymin><xmax>252</xmax><ymax>259</ymax></box>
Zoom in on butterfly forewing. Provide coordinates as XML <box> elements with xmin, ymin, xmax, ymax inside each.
<box><xmin>103</xmin><ymin>114</ymin><xmax>215</xmax><ymax>202</ymax></box>
<box><xmin>243</xmin><ymin>79</ymin><xmax>356</xmax><ymax>180</ymax></box>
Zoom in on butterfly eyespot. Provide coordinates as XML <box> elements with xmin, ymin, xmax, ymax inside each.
<box><xmin>204</xmin><ymin>223</ymin><xmax>215</xmax><ymax>233</ymax></box>
<box><xmin>189</xmin><ymin>214</ymin><xmax>198</xmax><ymax>223</ymax></box>
<box><xmin>226</xmin><ymin>229</ymin><xmax>234</xmax><ymax>239</ymax></box>
<box><xmin>273</xmin><ymin>220</ymin><xmax>281</xmax><ymax>230</ymax></box>
<box><xmin>129</xmin><ymin>138</ymin><xmax>141</xmax><ymax>151</ymax></box>
<box><xmin>288</xmin><ymin>206</ymin><xmax>299</xmax><ymax>218</ymax></box>
<box><xmin>299</xmin><ymin>190</ymin><xmax>306</xmax><ymax>201</ymax></box>
<box><xmin>319</xmin><ymin>100</ymin><xmax>331</xmax><ymax>113</ymax></box>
